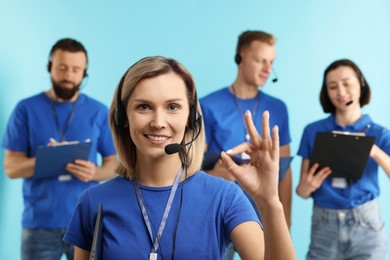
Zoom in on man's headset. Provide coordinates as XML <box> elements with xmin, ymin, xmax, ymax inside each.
<box><xmin>114</xmin><ymin>69</ymin><xmax>202</xmax><ymax>154</ymax></box>
<box><xmin>47</xmin><ymin>38</ymin><xmax>88</xmax><ymax>78</ymax></box>
<box><xmin>234</xmin><ymin>53</ymin><xmax>278</xmax><ymax>83</ymax></box>
<box><xmin>47</xmin><ymin>60</ymin><xmax>88</xmax><ymax>78</ymax></box>
<box><xmin>234</xmin><ymin>53</ymin><xmax>243</xmax><ymax>65</ymax></box>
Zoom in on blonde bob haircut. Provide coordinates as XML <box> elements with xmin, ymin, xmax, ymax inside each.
<box><xmin>109</xmin><ymin>56</ymin><xmax>205</xmax><ymax>179</ymax></box>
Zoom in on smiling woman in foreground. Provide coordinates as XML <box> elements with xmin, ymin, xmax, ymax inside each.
<box><xmin>63</xmin><ymin>56</ymin><xmax>296</xmax><ymax>260</ymax></box>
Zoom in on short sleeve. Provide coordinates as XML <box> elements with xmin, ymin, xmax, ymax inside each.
<box><xmin>63</xmin><ymin>189</ymin><xmax>94</xmax><ymax>251</ymax></box>
<box><xmin>297</xmin><ymin>126</ymin><xmax>312</xmax><ymax>159</ymax></box>
<box><xmin>376</xmin><ymin>127</ymin><xmax>390</xmax><ymax>155</ymax></box>
<box><xmin>223</xmin><ymin>182</ymin><xmax>260</xmax><ymax>242</ymax></box>
<box><xmin>2</xmin><ymin>102</ymin><xmax>29</xmax><ymax>153</ymax></box>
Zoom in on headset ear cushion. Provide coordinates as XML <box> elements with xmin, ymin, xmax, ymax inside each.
<box><xmin>114</xmin><ymin>105</ymin><xmax>126</xmax><ymax>127</ymax></box>
<box><xmin>188</xmin><ymin>105</ymin><xmax>197</xmax><ymax>129</ymax></box>
<box><xmin>234</xmin><ymin>53</ymin><xmax>241</xmax><ymax>65</ymax></box>
<box><xmin>47</xmin><ymin>61</ymin><xmax>87</xmax><ymax>78</ymax></box>
<box><xmin>360</xmin><ymin>76</ymin><xmax>365</xmax><ymax>88</ymax></box>
<box><xmin>114</xmin><ymin>108</ymin><xmax>119</xmax><ymax>126</ymax></box>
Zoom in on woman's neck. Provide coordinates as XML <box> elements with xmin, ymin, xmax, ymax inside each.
<box><xmin>135</xmin><ymin>156</ymin><xmax>183</xmax><ymax>187</ymax></box>
<box><xmin>335</xmin><ymin>108</ymin><xmax>362</xmax><ymax>127</ymax></box>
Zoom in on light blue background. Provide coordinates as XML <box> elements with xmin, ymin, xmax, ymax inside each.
<box><xmin>1</xmin><ymin>1</ymin><xmax>389</xmax><ymax>259</ymax></box>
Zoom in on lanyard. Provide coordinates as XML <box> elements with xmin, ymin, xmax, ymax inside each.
<box><xmin>50</xmin><ymin>99</ymin><xmax>78</xmax><ymax>142</ymax></box>
<box><xmin>231</xmin><ymin>85</ymin><xmax>260</xmax><ymax>142</ymax></box>
<box><xmin>134</xmin><ymin>167</ymin><xmax>184</xmax><ymax>260</ymax></box>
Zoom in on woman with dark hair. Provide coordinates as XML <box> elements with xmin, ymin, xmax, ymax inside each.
<box><xmin>296</xmin><ymin>59</ymin><xmax>389</xmax><ymax>259</ymax></box>
<box><xmin>63</xmin><ymin>56</ymin><xmax>295</xmax><ymax>259</ymax></box>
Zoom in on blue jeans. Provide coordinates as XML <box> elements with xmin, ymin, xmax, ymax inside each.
<box><xmin>307</xmin><ymin>199</ymin><xmax>388</xmax><ymax>260</ymax></box>
<box><xmin>225</xmin><ymin>243</ymin><xmax>236</xmax><ymax>260</ymax></box>
<box><xmin>22</xmin><ymin>228</ymin><xmax>74</xmax><ymax>260</ymax></box>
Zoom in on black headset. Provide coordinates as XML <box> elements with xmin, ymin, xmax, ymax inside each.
<box><xmin>360</xmin><ymin>75</ymin><xmax>366</xmax><ymax>88</ymax></box>
<box><xmin>359</xmin><ymin>75</ymin><xmax>367</xmax><ymax>96</ymax></box>
<box><xmin>47</xmin><ymin>60</ymin><xmax>88</xmax><ymax>78</ymax></box>
<box><xmin>113</xmin><ymin>73</ymin><xmax>127</xmax><ymax>128</ymax></box>
<box><xmin>235</xmin><ymin>52</ymin><xmax>278</xmax><ymax>83</ymax></box>
<box><xmin>114</xmin><ymin>70</ymin><xmax>201</xmax><ymax>130</ymax></box>
<box><xmin>234</xmin><ymin>53</ymin><xmax>242</xmax><ymax>65</ymax></box>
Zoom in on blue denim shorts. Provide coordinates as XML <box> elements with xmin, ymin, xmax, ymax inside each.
<box><xmin>307</xmin><ymin>199</ymin><xmax>388</xmax><ymax>260</ymax></box>
<box><xmin>22</xmin><ymin>228</ymin><xmax>74</xmax><ymax>260</ymax></box>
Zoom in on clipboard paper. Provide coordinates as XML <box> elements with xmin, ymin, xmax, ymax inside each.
<box><xmin>34</xmin><ymin>141</ymin><xmax>92</xmax><ymax>179</ymax></box>
<box><xmin>310</xmin><ymin>132</ymin><xmax>375</xmax><ymax>180</ymax></box>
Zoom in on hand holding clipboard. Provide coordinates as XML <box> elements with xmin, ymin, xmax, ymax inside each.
<box><xmin>310</xmin><ymin>131</ymin><xmax>375</xmax><ymax>180</ymax></box>
<box><xmin>34</xmin><ymin>141</ymin><xmax>92</xmax><ymax>179</ymax></box>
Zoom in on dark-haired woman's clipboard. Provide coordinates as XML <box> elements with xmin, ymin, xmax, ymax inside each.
<box><xmin>310</xmin><ymin>132</ymin><xmax>375</xmax><ymax>180</ymax></box>
<box><xmin>90</xmin><ymin>203</ymin><xmax>103</xmax><ymax>260</ymax></box>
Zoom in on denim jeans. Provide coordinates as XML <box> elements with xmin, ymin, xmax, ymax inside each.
<box><xmin>307</xmin><ymin>199</ymin><xmax>388</xmax><ymax>260</ymax></box>
<box><xmin>22</xmin><ymin>228</ymin><xmax>74</xmax><ymax>260</ymax></box>
<box><xmin>225</xmin><ymin>243</ymin><xmax>236</xmax><ymax>260</ymax></box>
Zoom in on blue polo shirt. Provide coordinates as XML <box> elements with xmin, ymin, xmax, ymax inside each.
<box><xmin>200</xmin><ymin>87</ymin><xmax>291</xmax><ymax>152</ymax></box>
<box><xmin>297</xmin><ymin>114</ymin><xmax>390</xmax><ymax>209</ymax></box>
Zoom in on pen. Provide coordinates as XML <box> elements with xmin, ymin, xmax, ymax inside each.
<box><xmin>332</xmin><ymin>124</ymin><xmax>371</xmax><ymax>136</ymax></box>
<box><xmin>360</xmin><ymin>124</ymin><xmax>371</xmax><ymax>133</ymax></box>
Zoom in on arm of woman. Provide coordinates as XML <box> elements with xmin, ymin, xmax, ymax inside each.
<box><xmin>278</xmin><ymin>144</ymin><xmax>292</xmax><ymax>228</ymax></box>
<box><xmin>74</xmin><ymin>246</ymin><xmax>90</xmax><ymax>260</ymax></box>
<box><xmin>231</xmin><ymin>221</ymin><xmax>264</xmax><ymax>259</ymax></box>
<box><xmin>370</xmin><ymin>144</ymin><xmax>390</xmax><ymax>178</ymax></box>
<box><xmin>231</xmin><ymin>197</ymin><xmax>292</xmax><ymax>260</ymax></box>
<box><xmin>222</xmin><ymin>110</ymin><xmax>296</xmax><ymax>260</ymax></box>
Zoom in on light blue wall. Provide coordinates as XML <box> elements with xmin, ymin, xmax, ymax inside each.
<box><xmin>1</xmin><ymin>1</ymin><xmax>389</xmax><ymax>259</ymax></box>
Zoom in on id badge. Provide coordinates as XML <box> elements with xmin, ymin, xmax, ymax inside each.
<box><xmin>58</xmin><ymin>175</ymin><xmax>72</xmax><ymax>182</ymax></box>
<box><xmin>331</xmin><ymin>177</ymin><xmax>347</xmax><ymax>189</ymax></box>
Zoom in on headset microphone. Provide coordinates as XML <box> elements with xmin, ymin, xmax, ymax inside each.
<box><xmin>346</xmin><ymin>100</ymin><xmax>353</xmax><ymax>106</ymax></box>
<box><xmin>165</xmin><ymin>135</ymin><xmax>196</xmax><ymax>155</ymax></box>
<box><xmin>165</xmin><ymin>118</ymin><xmax>202</xmax><ymax>155</ymax></box>
<box><xmin>272</xmin><ymin>68</ymin><xmax>278</xmax><ymax>83</ymax></box>
<box><xmin>165</xmin><ymin>143</ymin><xmax>183</xmax><ymax>155</ymax></box>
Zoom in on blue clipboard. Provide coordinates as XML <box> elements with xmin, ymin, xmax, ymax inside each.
<box><xmin>33</xmin><ymin>141</ymin><xmax>92</xmax><ymax>179</ymax></box>
<box><xmin>202</xmin><ymin>151</ymin><xmax>249</xmax><ymax>170</ymax></box>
